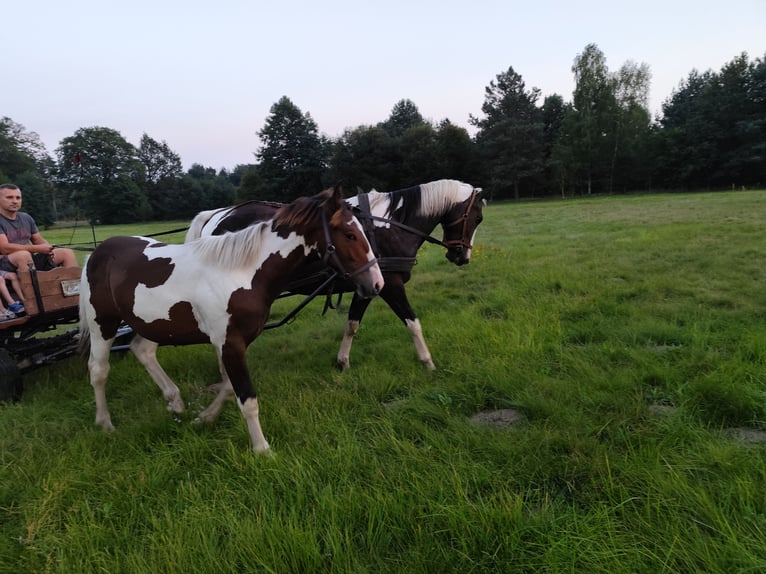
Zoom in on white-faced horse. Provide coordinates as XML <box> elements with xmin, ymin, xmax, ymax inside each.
<box><xmin>79</xmin><ymin>186</ymin><xmax>384</xmax><ymax>453</ymax></box>
<box><xmin>187</xmin><ymin>179</ymin><xmax>484</xmax><ymax>370</ymax></box>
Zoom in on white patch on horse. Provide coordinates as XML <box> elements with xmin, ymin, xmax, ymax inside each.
<box><xmin>349</xmin><ymin>215</ymin><xmax>379</xmax><ymax>263</ymax></box>
<box><xmin>348</xmin><ymin>191</ymin><xmax>397</xmax><ymax>229</ymax></box>
<box><xmin>405</xmin><ymin>318</ymin><xmax>435</xmax><ymax>370</ymax></box>
<box><xmin>131</xmin><ymin>228</ymin><xmax>312</xmax><ymax>332</ymax></box>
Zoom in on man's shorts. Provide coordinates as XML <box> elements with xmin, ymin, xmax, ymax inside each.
<box><xmin>0</xmin><ymin>253</ymin><xmax>56</xmax><ymax>272</ymax></box>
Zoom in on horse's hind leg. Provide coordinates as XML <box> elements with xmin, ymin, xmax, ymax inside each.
<box><xmin>88</xmin><ymin>333</ymin><xmax>116</xmax><ymax>431</ymax></box>
<box><xmin>130</xmin><ymin>335</ymin><xmax>185</xmax><ymax>414</ymax></box>
<box><xmin>196</xmin><ymin>355</ymin><xmax>235</xmax><ymax>424</ymax></box>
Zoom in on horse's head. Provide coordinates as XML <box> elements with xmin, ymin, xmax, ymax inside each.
<box><xmin>319</xmin><ymin>185</ymin><xmax>384</xmax><ymax>298</ymax></box>
<box><xmin>441</xmin><ymin>187</ymin><xmax>484</xmax><ymax>266</ymax></box>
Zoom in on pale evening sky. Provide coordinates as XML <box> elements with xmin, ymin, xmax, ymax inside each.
<box><xmin>4</xmin><ymin>0</ymin><xmax>765</xmax><ymax>170</ymax></box>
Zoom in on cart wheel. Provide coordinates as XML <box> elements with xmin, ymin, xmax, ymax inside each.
<box><xmin>0</xmin><ymin>348</ymin><xmax>22</xmax><ymax>402</ymax></box>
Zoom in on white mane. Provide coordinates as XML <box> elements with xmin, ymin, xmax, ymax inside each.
<box><xmin>417</xmin><ymin>180</ymin><xmax>474</xmax><ymax>218</ymax></box>
<box><xmin>362</xmin><ymin>179</ymin><xmax>474</xmax><ymax>219</ymax></box>
<box><xmin>189</xmin><ymin>222</ymin><xmax>274</xmax><ymax>271</ymax></box>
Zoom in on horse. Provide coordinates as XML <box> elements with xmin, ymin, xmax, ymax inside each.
<box><xmin>186</xmin><ymin>179</ymin><xmax>484</xmax><ymax>370</ymax></box>
<box><xmin>79</xmin><ymin>186</ymin><xmax>384</xmax><ymax>453</ymax></box>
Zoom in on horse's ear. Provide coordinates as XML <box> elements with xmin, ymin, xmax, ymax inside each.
<box><xmin>331</xmin><ymin>183</ymin><xmax>345</xmax><ymax>209</ymax></box>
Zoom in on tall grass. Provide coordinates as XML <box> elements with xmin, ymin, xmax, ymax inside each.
<box><xmin>2</xmin><ymin>191</ymin><xmax>765</xmax><ymax>573</ymax></box>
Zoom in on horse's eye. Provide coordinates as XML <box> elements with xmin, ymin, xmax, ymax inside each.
<box><xmin>345</xmin><ymin>232</ymin><xmax>357</xmax><ymax>241</ymax></box>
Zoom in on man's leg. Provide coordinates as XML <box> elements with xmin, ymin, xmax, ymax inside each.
<box><xmin>52</xmin><ymin>247</ymin><xmax>77</xmax><ymax>267</ymax></box>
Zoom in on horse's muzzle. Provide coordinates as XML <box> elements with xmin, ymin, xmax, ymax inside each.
<box><xmin>446</xmin><ymin>247</ymin><xmax>470</xmax><ymax>266</ymax></box>
<box><xmin>356</xmin><ymin>280</ymin><xmax>383</xmax><ymax>299</ymax></box>
<box><xmin>354</xmin><ymin>265</ymin><xmax>384</xmax><ymax>299</ymax></box>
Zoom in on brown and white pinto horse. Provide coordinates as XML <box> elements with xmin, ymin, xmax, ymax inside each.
<box><xmin>187</xmin><ymin>179</ymin><xmax>484</xmax><ymax>370</ymax></box>
<box><xmin>79</xmin><ymin>186</ymin><xmax>383</xmax><ymax>453</ymax></box>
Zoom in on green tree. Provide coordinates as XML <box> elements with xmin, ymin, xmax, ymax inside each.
<box><xmin>139</xmin><ymin>133</ymin><xmax>182</xmax><ymax>186</ymax></box>
<box><xmin>380</xmin><ymin>99</ymin><xmax>426</xmax><ymax>137</ymax></box>
<box><xmin>471</xmin><ymin>66</ymin><xmax>545</xmax><ymax>199</ymax></box>
<box><xmin>610</xmin><ymin>61</ymin><xmax>652</xmax><ymax>191</ymax></box>
<box><xmin>0</xmin><ymin>117</ymin><xmax>56</xmax><ymax>223</ymax></box>
<box><xmin>256</xmin><ymin>96</ymin><xmax>327</xmax><ymax>201</ymax></box>
<box><xmin>434</xmin><ymin>119</ymin><xmax>479</xmax><ymax>184</ymax></box>
<box><xmin>236</xmin><ymin>166</ymin><xmax>265</xmax><ymax>202</ymax></box>
<box><xmin>328</xmin><ymin>125</ymin><xmax>397</xmax><ymax>192</ymax></box>
<box><xmin>714</xmin><ymin>53</ymin><xmax>766</xmax><ymax>186</ymax></box>
<box><xmin>569</xmin><ymin>43</ymin><xmax>616</xmax><ymax>195</ymax></box>
<box><xmin>541</xmin><ymin>94</ymin><xmax>569</xmax><ymax>197</ymax></box>
<box><xmin>56</xmin><ymin>127</ymin><xmax>150</xmax><ymax>224</ymax></box>
<box><xmin>171</xmin><ymin>164</ymin><xmax>236</xmax><ymax>218</ymax></box>
<box><xmin>0</xmin><ymin>117</ymin><xmax>46</xmax><ymax>179</ymax></box>
<box><xmin>656</xmin><ymin>52</ymin><xmax>766</xmax><ymax>190</ymax></box>
<box><xmin>138</xmin><ymin>133</ymin><xmax>184</xmax><ymax>219</ymax></box>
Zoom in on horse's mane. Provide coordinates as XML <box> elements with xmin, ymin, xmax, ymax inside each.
<box><xmin>379</xmin><ymin>179</ymin><xmax>474</xmax><ymax>221</ymax></box>
<box><xmin>189</xmin><ymin>191</ymin><xmax>333</xmax><ymax>271</ymax></box>
<box><xmin>190</xmin><ymin>222</ymin><xmax>272</xmax><ymax>270</ymax></box>
<box><xmin>186</xmin><ymin>206</ymin><xmax>229</xmax><ymax>242</ymax></box>
<box><xmin>273</xmin><ymin>191</ymin><xmax>328</xmax><ymax>230</ymax></box>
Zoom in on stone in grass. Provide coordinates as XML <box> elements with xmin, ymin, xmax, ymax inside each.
<box><xmin>724</xmin><ymin>427</ymin><xmax>766</xmax><ymax>445</ymax></box>
<box><xmin>647</xmin><ymin>403</ymin><xmax>677</xmax><ymax>417</ymax></box>
<box><xmin>469</xmin><ymin>408</ymin><xmax>526</xmax><ymax>429</ymax></box>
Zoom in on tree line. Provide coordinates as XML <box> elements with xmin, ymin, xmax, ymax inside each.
<box><xmin>1</xmin><ymin>44</ymin><xmax>764</xmax><ymax>225</ymax></box>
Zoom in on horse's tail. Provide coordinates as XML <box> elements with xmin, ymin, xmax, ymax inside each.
<box><xmin>78</xmin><ymin>261</ymin><xmax>91</xmax><ymax>358</ymax></box>
<box><xmin>77</xmin><ymin>322</ymin><xmax>91</xmax><ymax>359</ymax></box>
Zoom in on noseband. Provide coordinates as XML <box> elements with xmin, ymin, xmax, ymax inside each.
<box><xmin>320</xmin><ymin>211</ymin><xmax>379</xmax><ymax>279</ymax></box>
<box><xmin>441</xmin><ymin>189</ymin><xmax>480</xmax><ymax>252</ymax></box>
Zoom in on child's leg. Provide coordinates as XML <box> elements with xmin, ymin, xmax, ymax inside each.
<box><xmin>0</xmin><ymin>278</ymin><xmax>14</xmax><ymax>307</ymax></box>
<box><xmin>4</xmin><ymin>272</ymin><xmax>25</xmax><ymax>303</ymax></box>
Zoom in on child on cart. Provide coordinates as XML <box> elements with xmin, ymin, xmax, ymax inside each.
<box><xmin>0</xmin><ymin>269</ymin><xmax>25</xmax><ymax>321</ymax></box>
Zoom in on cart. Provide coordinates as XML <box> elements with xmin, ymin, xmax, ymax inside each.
<box><xmin>0</xmin><ymin>266</ymin><xmax>130</xmax><ymax>402</ymax></box>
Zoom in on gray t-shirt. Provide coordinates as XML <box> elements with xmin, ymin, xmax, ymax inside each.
<box><xmin>0</xmin><ymin>212</ymin><xmax>38</xmax><ymax>245</ymax></box>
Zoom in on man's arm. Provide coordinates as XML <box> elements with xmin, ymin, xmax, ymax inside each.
<box><xmin>0</xmin><ymin>232</ymin><xmax>54</xmax><ymax>256</ymax></box>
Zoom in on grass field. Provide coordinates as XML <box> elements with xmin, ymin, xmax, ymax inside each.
<box><xmin>2</xmin><ymin>191</ymin><xmax>765</xmax><ymax>573</ymax></box>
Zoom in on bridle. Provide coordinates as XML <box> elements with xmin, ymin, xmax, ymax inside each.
<box><xmin>320</xmin><ymin>209</ymin><xmax>379</xmax><ymax>280</ymax></box>
<box><xmin>355</xmin><ymin>187</ymin><xmax>482</xmax><ymax>254</ymax></box>
<box><xmin>440</xmin><ymin>188</ymin><xmax>482</xmax><ymax>253</ymax></box>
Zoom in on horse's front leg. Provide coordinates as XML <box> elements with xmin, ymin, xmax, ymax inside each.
<box><xmin>130</xmin><ymin>335</ymin><xmax>185</xmax><ymax>414</ymax></box>
<box><xmin>337</xmin><ymin>293</ymin><xmax>373</xmax><ymax>371</ymax></box>
<box><xmin>379</xmin><ymin>280</ymin><xmax>435</xmax><ymax>370</ymax></box>
<box><xmin>221</xmin><ymin>339</ymin><xmax>270</xmax><ymax>453</ymax></box>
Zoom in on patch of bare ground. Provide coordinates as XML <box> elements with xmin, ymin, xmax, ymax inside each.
<box><xmin>724</xmin><ymin>427</ymin><xmax>766</xmax><ymax>444</ymax></box>
<box><xmin>646</xmin><ymin>404</ymin><xmax>766</xmax><ymax>444</ymax></box>
<box><xmin>469</xmin><ymin>408</ymin><xmax>526</xmax><ymax>428</ymax></box>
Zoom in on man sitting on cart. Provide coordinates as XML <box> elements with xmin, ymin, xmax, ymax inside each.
<box><xmin>0</xmin><ymin>183</ymin><xmax>78</xmax><ymax>284</ymax></box>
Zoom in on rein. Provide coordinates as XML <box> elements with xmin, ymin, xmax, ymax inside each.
<box><xmin>59</xmin><ymin>225</ymin><xmax>191</xmax><ymax>252</ymax></box>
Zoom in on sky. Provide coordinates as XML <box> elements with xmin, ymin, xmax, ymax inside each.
<box><xmin>4</xmin><ymin>1</ymin><xmax>765</xmax><ymax>171</ymax></box>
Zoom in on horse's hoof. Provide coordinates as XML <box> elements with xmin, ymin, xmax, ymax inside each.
<box><xmin>336</xmin><ymin>359</ymin><xmax>349</xmax><ymax>371</ymax></box>
<box><xmin>96</xmin><ymin>420</ymin><xmax>115</xmax><ymax>432</ymax></box>
<box><xmin>193</xmin><ymin>413</ymin><xmax>215</xmax><ymax>425</ymax></box>
<box><xmin>166</xmin><ymin>399</ymin><xmax>185</xmax><ymax>414</ymax></box>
